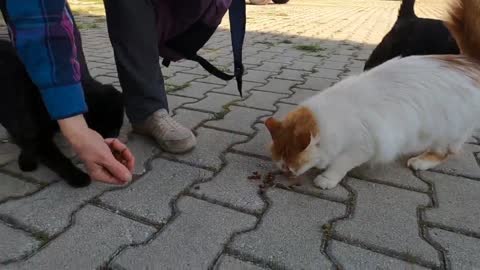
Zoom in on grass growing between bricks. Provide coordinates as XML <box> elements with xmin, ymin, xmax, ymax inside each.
<box><xmin>32</xmin><ymin>231</ymin><xmax>50</xmax><ymax>245</ymax></box>
<box><xmin>77</xmin><ymin>22</ymin><xmax>99</xmax><ymax>30</ymax></box>
<box><xmin>213</xmin><ymin>101</ymin><xmax>238</xmax><ymax>120</ymax></box>
<box><xmin>166</xmin><ymin>83</ymin><xmax>191</xmax><ymax>93</ymax></box>
<box><xmin>294</xmin><ymin>44</ymin><xmax>325</xmax><ymax>53</ymax></box>
<box><xmin>280</xmin><ymin>39</ymin><xmax>293</xmax><ymax>44</ymax></box>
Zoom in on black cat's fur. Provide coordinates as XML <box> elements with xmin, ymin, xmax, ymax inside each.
<box><xmin>363</xmin><ymin>0</ymin><xmax>460</xmax><ymax>70</ymax></box>
<box><xmin>0</xmin><ymin>39</ymin><xmax>124</xmax><ymax>188</ymax></box>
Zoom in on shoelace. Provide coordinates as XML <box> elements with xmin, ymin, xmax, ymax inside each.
<box><xmin>150</xmin><ymin>112</ymin><xmax>183</xmax><ymax>138</ymax></box>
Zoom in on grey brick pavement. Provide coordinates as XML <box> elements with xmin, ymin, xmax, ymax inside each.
<box><xmin>1</xmin><ymin>0</ymin><xmax>479</xmax><ymax>269</ymax></box>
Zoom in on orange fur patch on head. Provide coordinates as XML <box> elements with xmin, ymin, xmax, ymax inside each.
<box><xmin>264</xmin><ymin>107</ymin><xmax>319</xmax><ymax>171</ymax></box>
<box><xmin>432</xmin><ymin>55</ymin><xmax>480</xmax><ymax>86</ymax></box>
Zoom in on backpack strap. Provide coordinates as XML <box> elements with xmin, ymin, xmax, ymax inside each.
<box><xmin>229</xmin><ymin>0</ymin><xmax>246</xmax><ymax>97</ymax></box>
<box><xmin>189</xmin><ymin>54</ymin><xmax>234</xmax><ymax>81</ymax></box>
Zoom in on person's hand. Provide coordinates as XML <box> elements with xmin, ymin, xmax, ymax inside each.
<box><xmin>58</xmin><ymin>115</ymin><xmax>134</xmax><ymax>184</ymax></box>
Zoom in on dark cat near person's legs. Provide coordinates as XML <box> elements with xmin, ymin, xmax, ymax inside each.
<box><xmin>0</xmin><ymin>39</ymin><xmax>124</xmax><ymax>187</ymax></box>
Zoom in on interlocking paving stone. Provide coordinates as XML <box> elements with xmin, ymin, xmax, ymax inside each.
<box><xmin>125</xmin><ymin>134</ymin><xmax>159</xmax><ymax>175</ymax></box>
<box><xmin>421</xmin><ymin>172</ymin><xmax>480</xmax><ymax>235</ymax></box>
<box><xmin>1</xmin><ymin>1</ymin><xmax>471</xmax><ymax>267</ymax></box>
<box><xmin>5</xmin><ymin>205</ymin><xmax>155</xmax><ymax>270</ymax></box>
<box><xmin>335</xmin><ymin>179</ymin><xmax>439</xmax><ymax>266</ymax></box>
<box><xmin>0</xmin><ymin>173</ymin><xmax>39</xmax><ymax>201</ymax></box>
<box><xmin>252</xmin><ymin>62</ymin><xmax>286</xmax><ymax>72</ymax></box>
<box><xmin>2</xmin><ymin>163</ymin><xmax>61</xmax><ymax>184</ymax></box>
<box><xmin>165</xmin><ymin>72</ymin><xmax>203</xmax><ymax>86</ymax></box>
<box><xmin>280</xmin><ymin>88</ymin><xmax>317</xmax><ymax>104</ymax></box>
<box><xmin>243</xmin><ymin>70</ymin><xmax>274</xmax><ymax>84</ymax></box>
<box><xmin>350</xmin><ymin>161</ymin><xmax>429</xmax><ymax>192</ymax></box>
<box><xmin>298</xmin><ymin>76</ymin><xmax>336</xmax><ymax>90</ymax></box>
<box><xmin>230</xmin><ymin>188</ymin><xmax>345</xmax><ymax>269</ymax></box>
<box><xmin>94</xmin><ymin>75</ymin><xmax>118</xmax><ymax>85</ymax></box>
<box><xmin>269</xmin><ymin>56</ymin><xmax>296</xmax><ymax>64</ymax></box>
<box><xmin>160</xmin><ymin>65</ymin><xmax>191</xmax><ymax>78</ymax></box>
<box><xmin>0</xmin><ymin>125</ymin><xmax>8</xmax><ymax>140</ymax></box>
<box><xmin>169</xmin><ymin>127</ymin><xmax>247</xmax><ymax>170</ymax></box>
<box><xmin>100</xmin><ymin>159</ymin><xmax>212</xmax><ymax>224</ymax></box>
<box><xmin>183</xmin><ymin>92</ymin><xmax>239</xmax><ymax>114</ymax></box>
<box><xmin>216</xmin><ymin>256</ymin><xmax>269</xmax><ymax>270</ymax></box>
<box><xmin>235</xmin><ymin>91</ymin><xmax>289</xmax><ymax>111</ymax></box>
<box><xmin>255</xmin><ymin>79</ymin><xmax>297</xmax><ymax>94</ymax></box>
<box><xmin>198</xmin><ymin>74</ymin><xmax>229</xmax><ymax>85</ymax></box>
<box><xmin>174</xmin><ymin>60</ymin><xmax>199</xmax><ymax>68</ymax></box>
<box><xmin>234</xmin><ymin>103</ymin><xmax>296</xmax><ymax>157</ymax></box>
<box><xmin>111</xmin><ymin>196</ymin><xmax>256</xmax><ymax>269</ymax></box>
<box><xmin>167</xmin><ymin>94</ymin><xmax>197</xmax><ymax>110</ymax></box>
<box><xmin>173</xmin><ymin>108</ymin><xmax>213</xmax><ymax>131</ymax></box>
<box><xmin>326</xmin><ymin>55</ymin><xmax>351</xmax><ymax>63</ymax></box>
<box><xmin>191</xmin><ymin>154</ymin><xmax>266</xmax><ymax>213</ymax></box>
<box><xmin>0</xmin><ymin>143</ymin><xmax>20</xmax><ymax>166</ymax></box>
<box><xmin>289</xmin><ymin>60</ymin><xmax>316</xmax><ymax>71</ymax></box>
<box><xmin>330</xmin><ymin>241</ymin><xmax>428</xmax><ymax>270</ymax></box>
<box><xmin>349</xmin><ymin>59</ymin><xmax>365</xmax><ymax>68</ymax></box>
<box><xmin>194</xmin><ymin>153</ymin><xmax>349</xmax><ymax>214</ymax></box>
<box><xmin>319</xmin><ymin>60</ymin><xmax>347</xmax><ymax>70</ymax></box>
<box><xmin>0</xmin><ymin>222</ymin><xmax>40</xmax><ymax>263</ymax></box>
<box><xmin>299</xmin><ymin>55</ymin><xmax>325</xmax><ymax>63</ymax></box>
<box><xmin>429</xmin><ymin>228</ymin><xmax>480</xmax><ymax>269</ymax></box>
<box><xmin>179</xmin><ymin>65</ymin><xmax>211</xmax><ymax>76</ymax></box>
<box><xmin>169</xmin><ymin>81</ymin><xmax>220</xmax><ymax>99</ymax></box>
<box><xmin>336</xmin><ymin>49</ymin><xmax>356</xmax><ymax>56</ymax></box>
<box><xmin>432</xmin><ymin>144</ymin><xmax>480</xmax><ymax>179</ymax></box>
<box><xmin>243</xmin><ymin>56</ymin><xmax>265</xmax><ymax>65</ymax></box>
<box><xmin>273</xmin><ymin>168</ymin><xmax>350</xmax><ymax>201</ymax></box>
<box><xmin>233</xmin><ymin>123</ymin><xmax>271</xmax><ymax>158</ymax></box>
<box><xmin>311</xmin><ymin>68</ymin><xmax>343</xmax><ymax>79</ymax></box>
<box><xmin>273</xmin><ymin>69</ymin><xmax>307</xmax><ymax>81</ymax></box>
<box><xmin>204</xmin><ymin>106</ymin><xmax>270</xmax><ymax>134</ymax></box>
<box><xmin>0</xmin><ymin>182</ymin><xmax>110</xmax><ymax>235</ymax></box>
<box><xmin>256</xmin><ymin>51</ymin><xmax>280</xmax><ymax>61</ymax></box>
<box><xmin>211</xmin><ymin>80</ymin><xmax>262</xmax><ymax>96</ymax></box>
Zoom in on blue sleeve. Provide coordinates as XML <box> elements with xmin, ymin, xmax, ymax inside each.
<box><xmin>6</xmin><ymin>0</ymin><xmax>87</xmax><ymax>120</ymax></box>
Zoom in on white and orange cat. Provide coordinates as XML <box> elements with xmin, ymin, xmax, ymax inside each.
<box><xmin>265</xmin><ymin>0</ymin><xmax>480</xmax><ymax>189</ymax></box>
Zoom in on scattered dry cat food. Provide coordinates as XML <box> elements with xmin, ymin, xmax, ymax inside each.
<box><xmin>247</xmin><ymin>172</ymin><xmax>262</xmax><ymax>180</ymax></box>
<box><xmin>248</xmin><ymin>170</ymin><xmax>303</xmax><ymax>195</ymax></box>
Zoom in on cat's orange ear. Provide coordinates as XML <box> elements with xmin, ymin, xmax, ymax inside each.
<box><xmin>265</xmin><ymin>117</ymin><xmax>282</xmax><ymax>138</ymax></box>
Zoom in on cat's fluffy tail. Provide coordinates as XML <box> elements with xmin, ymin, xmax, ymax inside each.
<box><xmin>446</xmin><ymin>0</ymin><xmax>480</xmax><ymax>60</ymax></box>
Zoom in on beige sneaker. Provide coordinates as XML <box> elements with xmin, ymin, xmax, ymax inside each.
<box><xmin>133</xmin><ymin>109</ymin><xmax>196</xmax><ymax>153</ymax></box>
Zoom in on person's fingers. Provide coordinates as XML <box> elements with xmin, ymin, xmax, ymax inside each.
<box><xmin>88</xmin><ymin>163</ymin><xmax>125</xmax><ymax>185</ymax></box>
<box><xmin>121</xmin><ymin>148</ymin><xmax>135</xmax><ymax>172</ymax></box>
<box><xmin>102</xmin><ymin>153</ymin><xmax>132</xmax><ymax>183</ymax></box>
<box><xmin>105</xmin><ymin>138</ymin><xmax>135</xmax><ymax>172</ymax></box>
<box><xmin>105</xmin><ymin>138</ymin><xmax>127</xmax><ymax>152</ymax></box>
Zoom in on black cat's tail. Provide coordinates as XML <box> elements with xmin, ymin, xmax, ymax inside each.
<box><xmin>398</xmin><ymin>0</ymin><xmax>417</xmax><ymax>19</ymax></box>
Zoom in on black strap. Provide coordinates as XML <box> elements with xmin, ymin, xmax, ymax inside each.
<box><xmin>229</xmin><ymin>0</ymin><xmax>246</xmax><ymax>97</ymax></box>
<box><xmin>188</xmin><ymin>54</ymin><xmax>234</xmax><ymax>81</ymax></box>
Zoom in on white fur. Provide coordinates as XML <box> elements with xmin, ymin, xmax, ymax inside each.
<box><xmin>293</xmin><ymin>56</ymin><xmax>480</xmax><ymax>189</ymax></box>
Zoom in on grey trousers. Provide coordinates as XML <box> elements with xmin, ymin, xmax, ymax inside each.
<box><xmin>103</xmin><ymin>0</ymin><xmax>168</xmax><ymax>124</ymax></box>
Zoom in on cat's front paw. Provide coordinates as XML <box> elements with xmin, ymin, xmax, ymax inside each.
<box><xmin>407</xmin><ymin>155</ymin><xmax>440</xmax><ymax>171</ymax></box>
<box><xmin>18</xmin><ymin>155</ymin><xmax>38</xmax><ymax>172</ymax></box>
<box><xmin>66</xmin><ymin>170</ymin><xmax>91</xmax><ymax>188</ymax></box>
<box><xmin>313</xmin><ymin>175</ymin><xmax>340</xmax><ymax>190</ymax></box>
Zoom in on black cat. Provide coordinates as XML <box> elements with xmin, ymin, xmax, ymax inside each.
<box><xmin>364</xmin><ymin>0</ymin><xmax>459</xmax><ymax>70</ymax></box>
<box><xmin>0</xmin><ymin>39</ymin><xmax>124</xmax><ymax>187</ymax></box>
